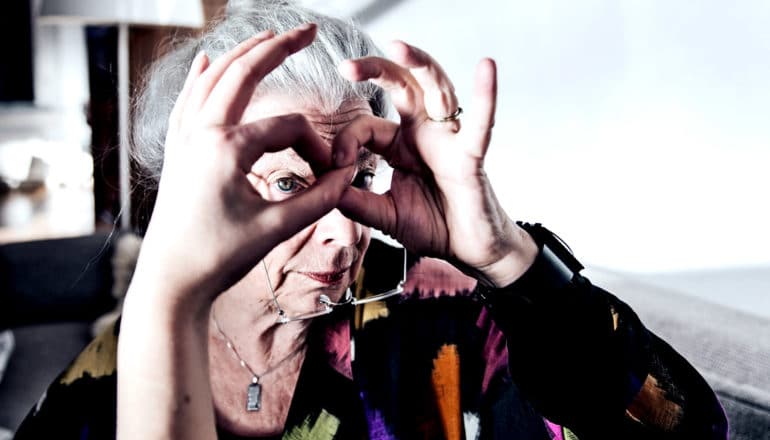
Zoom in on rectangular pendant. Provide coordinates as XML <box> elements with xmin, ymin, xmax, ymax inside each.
<box><xmin>247</xmin><ymin>382</ymin><xmax>261</xmax><ymax>412</ymax></box>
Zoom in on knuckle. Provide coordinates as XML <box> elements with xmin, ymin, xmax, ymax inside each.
<box><xmin>262</xmin><ymin>41</ymin><xmax>291</xmax><ymax>66</ymax></box>
<box><xmin>280</xmin><ymin>113</ymin><xmax>310</xmax><ymax>131</ymax></box>
<box><xmin>402</xmin><ymin>88</ymin><xmax>421</xmax><ymax>107</ymax></box>
<box><xmin>350</xmin><ymin>113</ymin><xmax>371</xmax><ymax>126</ymax></box>
<box><xmin>208</xmin><ymin>127</ymin><xmax>239</xmax><ymax>146</ymax></box>
<box><xmin>284</xmin><ymin>112</ymin><xmax>307</xmax><ymax>124</ymax></box>
<box><xmin>316</xmin><ymin>188</ymin><xmax>335</xmax><ymax>211</ymax></box>
<box><xmin>229</xmin><ymin>59</ymin><xmax>252</xmax><ymax>79</ymax></box>
<box><xmin>277</xmin><ymin>42</ymin><xmax>292</xmax><ymax>59</ymax></box>
<box><xmin>255</xmin><ymin>209</ymin><xmax>282</xmax><ymax>236</ymax></box>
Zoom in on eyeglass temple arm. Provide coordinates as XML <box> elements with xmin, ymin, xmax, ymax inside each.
<box><xmin>352</xmin><ymin>247</ymin><xmax>407</xmax><ymax>306</ymax></box>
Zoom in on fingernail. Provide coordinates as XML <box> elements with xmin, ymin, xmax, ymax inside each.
<box><xmin>333</xmin><ymin>151</ymin><xmax>345</xmax><ymax>167</ymax></box>
<box><xmin>344</xmin><ymin>165</ymin><xmax>357</xmax><ymax>186</ymax></box>
<box><xmin>299</xmin><ymin>23</ymin><xmax>316</xmax><ymax>31</ymax></box>
<box><xmin>337</xmin><ymin>60</ymin><xmax>359</xmax><ymax>81</ymax></box>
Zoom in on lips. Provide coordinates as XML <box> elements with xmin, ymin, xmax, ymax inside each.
<box><xmin>302</xmin><ymin>268</ymin><xmax>348</xmax><ymax>284</ymax></box>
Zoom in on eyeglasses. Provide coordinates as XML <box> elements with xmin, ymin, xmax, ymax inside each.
<box><xmin>275</xmin><ymin>281</ymin><xmax>405</xmax><ymax>323</ymax></box>
<box><xmin>270</xmin><ymin>248</ymin><xmax>407</xmax><ymax>324</ymax></box>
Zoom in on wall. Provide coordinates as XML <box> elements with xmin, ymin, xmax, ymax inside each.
<box><xmin>361</xmin><ymin>0</ymin><xmax>770</xmax><ymax>272</ymax></box>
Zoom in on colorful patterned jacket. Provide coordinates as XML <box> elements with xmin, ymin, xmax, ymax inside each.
<box><xmin>15</xmin><ymin>237</ymin><xmax>728</xmax><ymax>439</ymax></box>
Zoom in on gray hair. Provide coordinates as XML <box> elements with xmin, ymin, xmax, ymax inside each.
<box><xmin>131</xmin><ymin>0</ymin><xmax>387</xmax><ymax>188</ymax></box>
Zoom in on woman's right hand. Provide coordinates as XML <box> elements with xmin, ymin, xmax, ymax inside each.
<box><xmin>119</xmin><ymin>25</ymin><xmax>350</xmax><ymax>440</ymax></box>
<box><xmin>130</xmin><ymin>24</ymin><xmax>352</xmax><ymax>316</ymax></box>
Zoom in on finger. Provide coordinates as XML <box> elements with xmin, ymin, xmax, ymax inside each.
<box><xmin>388</xmin><ymin>41</ymin><xmax>459</xmax><ymax>125</ymax></box>
<box><xmin>182</xmin><ymin>30</ymin><xmax>275</xmax><ymax>123</ymax></box>
<box><xmin>337</xmin><ymin>186</ymin><xmax>397</xmax><ymax>237</ymax></box>
<box><xmin>331</xmin><ymin>115</ymin><xmax>421</xmax><ymax>173</ymax></box>
<box><xmin>257</xmin><ymin>165</ymin><xmax>355</xmax><ymax>245</ymax></box>
<box><xmin>338</xmin><ymin>57</ymin><xmax>424</xmax><ymax>125</ymax></box>
<box><xmin>234</xmin><ymin>113</ymin><xmax>332</xmax><ymax>176</ymax></box>
<box><xmin>201</xmin><ymin>24</ymin><xmax>318</xmax><ymax>126</ymax></box>
<box><xmin>169</xmin><ymin>50</ymin><xmax>208</xmax><ymax>133</ymax></box>
<box><xmin>466</xmin><ymin>58</ymin><xmax>497</xmax><ymax>158</ymax></box>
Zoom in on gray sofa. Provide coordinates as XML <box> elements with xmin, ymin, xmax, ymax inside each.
<box><xmin>586</xmin><ymin>269</ymin><xmax>770</xmax><ymax>440</ymax></box>
<box><xmin>0</xmin><ymin>233</ymin><xmax>118</xmax><ymax>435</ymax></box>
<box><xmin>1</xmin><ymin>234</ymin><xmax>768</xmax><ymax>438</ymax></box>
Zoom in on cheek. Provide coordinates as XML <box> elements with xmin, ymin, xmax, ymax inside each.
<box><xmin>264</xmin><ymin>224</ymin><xmax>316</xmax><ymax>274</ymax></box>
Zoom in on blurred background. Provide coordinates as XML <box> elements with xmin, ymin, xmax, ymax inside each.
<box><xmin>1</xmin><ymin>1</ymin><xmax>768</xmax><ymax>438</ymax></box>
<box><xmin>0</xmin><ymin>0</ymin><xmax>768</xmax><ymax>312</ymax></box>
<box><xmin>357</xmin><ymin>0</ymin><xmax>770</xmax><ymax>319</ymax></box>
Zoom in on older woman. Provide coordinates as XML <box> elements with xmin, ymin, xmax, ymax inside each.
<box><xmin>15</xmin><ymin>2</ymin><xmax>727</xmax><ymax>439</ymax></box>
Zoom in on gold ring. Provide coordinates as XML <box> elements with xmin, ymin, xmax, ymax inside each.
<box><xmin>428</xmin><ymin>107</ymin><xmax>463</xmax><ymax>123</ymax></box>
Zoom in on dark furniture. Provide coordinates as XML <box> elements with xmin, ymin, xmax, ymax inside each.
<box><xmin>0</xmin><ymin>233</ymin><xmax>118</xmax><ymax>432</ymax></box>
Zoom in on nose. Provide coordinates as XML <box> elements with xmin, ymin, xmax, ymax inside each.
<box><xmin>315</xmin><ymin>208</ymin><xmax>362</xmax><ymax>247</ymax></box>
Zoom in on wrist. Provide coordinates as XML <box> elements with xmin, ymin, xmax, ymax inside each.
<box><xmin>125</xmin><ymin>264</ymin><xmax>213</xmax><ymax>327</ymax></box>
<box><xmin>128</xmin><ymin>232</ymin><xmax>223</xmax><ymax>320</ymax></box>
<box><xmin>475</xmin><ymin>222</ymin><xmax>585</xmax><ymax>300</ymax></box>
<box><xmin>474</xmin><ymin>223</ymin><xmax>539</xmax><ymax>288</ymax></box>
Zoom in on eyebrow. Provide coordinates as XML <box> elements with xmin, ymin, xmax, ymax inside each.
<box><xmin>260</xmin><ymin>148</ymin><xmax>376</xmax><ymax>178</ymax></box>
<box><xmin>305</xmin><ymin>105</ymin><xmax>366</xmax><ymax>125</ymax></box>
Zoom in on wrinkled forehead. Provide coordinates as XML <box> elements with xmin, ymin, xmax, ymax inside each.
<box><xmin>244</xmin><ymin>94</ymin><xmax>378</xmax><ymax>173</ymax></box>
<box><xmin>261</xmin><ymin>147</ymin><xmax>377</xmax><ymax>175</ymax></box>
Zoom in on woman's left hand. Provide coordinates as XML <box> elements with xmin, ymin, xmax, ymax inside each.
<box><xmin>334</xmin><ymin>41</ymin><xmax>538</xmax><ymax>287</ymax></box>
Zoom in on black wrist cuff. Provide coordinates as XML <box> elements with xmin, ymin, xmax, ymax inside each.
<box><xmin>475</xmin><ymin>222</ymin><xmax>584</xmax><ymax>304</ymax></box>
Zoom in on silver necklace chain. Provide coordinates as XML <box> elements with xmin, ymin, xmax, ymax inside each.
<box><xmin>211</xmin><ymin>308</ymin><xmax>304</xmax><ymax>385</ymax></box>
<box><xmin>214</xmin><ymin>251</ymin><xmax>406</xmax><ymax>411</ymax></box>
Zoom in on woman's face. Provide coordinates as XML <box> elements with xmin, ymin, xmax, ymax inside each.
<box><xmin>233</xmin><ymin>94</ymin><xmax>377</xmax><ymax>316</ymax></box>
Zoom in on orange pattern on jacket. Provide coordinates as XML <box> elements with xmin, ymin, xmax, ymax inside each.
<box><xmin>431</xmin><ymin>344</ymin><xmax>462</xmax><ymax>440</ymax></box>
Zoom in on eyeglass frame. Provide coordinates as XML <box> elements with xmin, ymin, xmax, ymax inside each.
<box><xmin>274</xmin><ymin>247</ymin><xmax>407</xmax><ymax>324</ymax></box>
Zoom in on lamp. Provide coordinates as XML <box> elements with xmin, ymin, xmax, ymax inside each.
<box><xmin>38</xmin><ymin>0</ymin><xmax>204</xmax><ymax>229</ymax></box>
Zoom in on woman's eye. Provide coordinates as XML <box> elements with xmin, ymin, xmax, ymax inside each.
<box><xmin>275</xmin><ymin>177</ymin><xmax>300</xmax><ymax>193</ymax></box>
<box><xmin>352</xmin><ymin>171</ymin><xmax>375</xmax><ymax>190</ymax></box>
